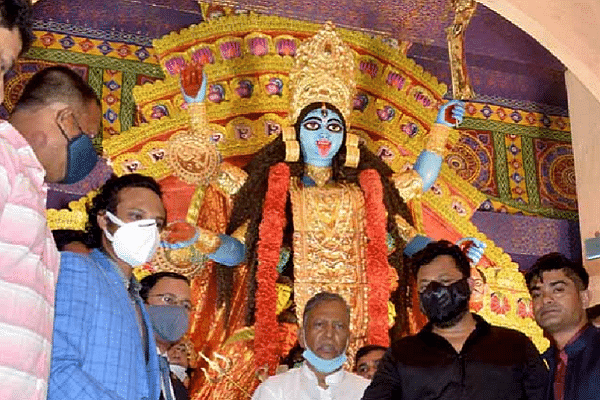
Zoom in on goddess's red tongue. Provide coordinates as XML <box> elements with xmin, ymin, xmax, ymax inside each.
<box><xmin>317</xmin><ymin>140</ymin><xmax>331</xmax><ymax>156</ymax></box>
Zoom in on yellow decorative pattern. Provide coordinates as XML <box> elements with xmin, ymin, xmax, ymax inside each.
<box><xmin>34</xmin><ymin>31</ymin><xmax>158</xmax><ymax>63</ymax></box>
<box><xmin>102</xmin><ymin>69</ymin><xmax>122</xmax><ymax>137</ymax></box>
<box><xmin>505</xmin><ymin>134</ymin><xmax>529</xmax><ymax>202</ymax></box>
<box><xmin>464</xmin><ymin>102</ymin><xmax>571</xmax><ymax>132</ymax></box>
<box><xmin>46</xmin><ymin>194</ymin><xmax>94</xmax><ymax>231</ymax></box>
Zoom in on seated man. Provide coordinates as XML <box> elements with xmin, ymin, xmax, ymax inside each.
<box><xmin>354</xmin><ymin>345</ymin><xmax>387</xmax><ymax>380</ymax></box>
<box><xmin>140</xmin><ymin>272</ymin><xmax>192</xmax><ymax>400</ymax></box>
<box><xmin>48</xmin><ymin>174</ymin><xmax>165</xmax><ymax>400</ymax></box>
<box><xmin>526</xmin><ymin>252</ymin><xmax>600</xmax><ymax>400</ymax></box>
<box><xmin>362</xmin><ymin>240</ymin><xmax>547</xmax><ymax>400</ymax></box>
<box><xmin>252</xmin><ymin>292</ymin><xmax>369</xmax><ymax>400</ymax></box>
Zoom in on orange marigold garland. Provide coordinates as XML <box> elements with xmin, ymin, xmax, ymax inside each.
<box><xmin>360</xmin><ymin>169</ymin><xmax>392</xmax><ymax>347</ymax></box>
<box><xmin>255</xmin><ymin>162</ymin><xmax>290</xmax><ymax>374</ymax></box>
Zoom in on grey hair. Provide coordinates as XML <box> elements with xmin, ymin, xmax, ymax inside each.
<box><xmin>302</xmin><ymin>291</ymin><xmax>350</xmax><ymax>327</ymax></box>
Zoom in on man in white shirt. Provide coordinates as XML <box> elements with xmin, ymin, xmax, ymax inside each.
<box><xmin>252</xmin><ymin>292</ymin><xmax>369</xmax><ymax>400</ymax></box>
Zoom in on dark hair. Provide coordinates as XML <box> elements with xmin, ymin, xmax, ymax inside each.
<box><xmin>302</xmin><ymin>291</ymin><xmax>350</xmax><ymax>327</ymax></box>
<box><xmin>13</xmin><ymin>65</ymin><xmax>100</xmax><ymax>113</ymax></box>
<box><xmin>0</xmin><ymin>0</ymin><xmax>33</xmax><ymax>54</ymax></box>
<box><xmin>139</xmin><ymin>272</ymin><xmax>189</xmax><ymax>302</ymax></box>
<box><xmin>525</xmin><ymin>252</ymin><xmax>589</xmax><ymax>291</ymax></box>
<box><xmin>410</xmin><ymin>240</ymin><xmax>471</xmax><ymax>279</ymax></box>
<box><xmin>354</xmin><ymin>344</ymin><xmax>387</xmax><ymax>369</ymax></box>
<box><xmin>52</xmin><ymin>229</ymin><xmax>90</xmax><ymax>251</ymax></box>
<box><xmin>222</xmin><ymin>102</ymin><xmax>413</xmax><ymax>333</ymax></box>
<box><xmin>86</xmin><ymin>173</ymin><xmax>163</xmax><ymax>248</ymax></box>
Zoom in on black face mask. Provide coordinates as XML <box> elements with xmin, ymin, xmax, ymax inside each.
<box><xmin>419</xmin><ymin>278</ymin><xmax>471</xmax><ymax>328</ymax></box>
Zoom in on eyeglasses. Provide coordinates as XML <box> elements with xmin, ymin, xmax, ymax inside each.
<box><xmin>148</xmin><ymin>293</ymin><xmax>193</xmax><ymax>311</ymax></box>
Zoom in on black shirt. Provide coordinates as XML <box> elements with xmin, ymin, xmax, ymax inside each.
<box><xmin>362</xmin><ymin>314</ymin><xmax>547</xmax><ymax>400</ymax></box>
<box><xmin>542</xmin><ymin>324</ymin><xmax>600</xmax><ymax>400</ymax></box>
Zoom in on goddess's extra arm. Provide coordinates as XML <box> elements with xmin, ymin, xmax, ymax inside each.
<box><xmin>179</xmin><ymin>64</ymin><xmax>246</xmax><ymax>266</ymax></box>
<box><xmin>391</xmin><ymin>100</ymin><xmax>465</xmax><ymax>202</ymax></box>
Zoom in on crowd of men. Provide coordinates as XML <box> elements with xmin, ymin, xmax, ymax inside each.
<box><xmin>1</xmin><ymin>1</ymin><xmax>599</xmax><ymax>400</ymax></box>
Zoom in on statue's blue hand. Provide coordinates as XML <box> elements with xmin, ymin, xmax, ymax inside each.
<box><xmin>435</xmin><ymin>99</ymin><xmax>465</xmax><ymax>127</ymax></box>
<box><xmin>181</xmin><ymin>67</ymin><xmax>208</xmax><ymax>104</ymax></box>
<box><xmin>456</xmin><ymin>237</ymin><xmax>486</xmax><ymax>265</ymax></box>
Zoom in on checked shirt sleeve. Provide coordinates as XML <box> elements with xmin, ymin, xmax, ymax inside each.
<box><xmin>48</xmin><ymin>253</ymin><xmax>126</xmax><ymax>400</ymax></box>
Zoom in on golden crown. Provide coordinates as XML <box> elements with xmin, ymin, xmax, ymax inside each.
<box><xmin>288</xmin><ymin>22</ymin><xmax>357</xmax><ymax>124</ymax></box>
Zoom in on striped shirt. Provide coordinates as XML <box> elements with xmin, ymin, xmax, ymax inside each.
<box><xmin>0</xmin><ymin>121</ymin><xmax>60</xmax><ymax>400</ymax></box>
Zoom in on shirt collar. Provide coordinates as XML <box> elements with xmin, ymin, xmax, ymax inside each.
<box><xmin>562</xmin><ymin>323</ymin><xmax>594</xmax><ymax>356</ymax></box>
<box><xmin>301</xmin><ymin>362</ymin><xmax>345</xmax><ymax>386</ymax></box>
<box><xmin>93</xmin><ymin>248</ymin><xmax>140</xmax><ymax>293</ymax></box>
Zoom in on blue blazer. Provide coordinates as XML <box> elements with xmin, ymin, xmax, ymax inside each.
<box><xmin>48</xmin><ymin>250</ymin><xmax>161</xmax><ymax>400</ymax></box>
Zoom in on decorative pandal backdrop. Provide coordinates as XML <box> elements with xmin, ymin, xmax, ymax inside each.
<box><xmin>0</xmin><ymin>3</ymin><xmax>573</xmax><ymax>398</ymax></box>
<box><xmin>89</xmin><ymin>12</ymin><xmax>548</xmax><ymax>398</ymax></box>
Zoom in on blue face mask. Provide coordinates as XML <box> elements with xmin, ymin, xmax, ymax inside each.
<box><xmin>299</xmin><ymin>106</ymin><xmax>345</xmax><ymax>167</ymax></box>
<box><xmin>147</xmin><ymin>305</ymin><xmax>190</xmax><ymax>344</ymax></box>
<box><xmin>58</xmin><ymin>124</ymin><xmax>99</xmax><ymax>184</ymax></box>
<box><xmin>302</xmin><ymin>348</ymin><xmax>347</xmax><ymax>374</ymax></box>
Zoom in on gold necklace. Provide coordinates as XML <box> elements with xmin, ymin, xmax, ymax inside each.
<box><xmin>305</xmin><ymin>164</ymin><xmax>332</xmax><ymax>187</ymax></box>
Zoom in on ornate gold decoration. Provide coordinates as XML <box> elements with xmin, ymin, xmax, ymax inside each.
<box><xmin>288</xmin><ymin>22</ymin><xmax>357</xmax><ymax>124</ymax></box>
<box><xmin>344</xmin><ymin>132</ymin><xmax>360</xmax><ymax>168</ymax></box>
<box><xmin>305</xmin><ymin>164</ymin><xmax>332</xmax><ymax>187</ymax></box>
<box><xmin>282</xmin><ymin>125</ymin><xmax>300</xmax><ymax>162</ymax></box>
<box><xmin>167</xmin><ymin>131</ymin><xmax>221</xmax><ymax>185</ymax></box>
<box><xmin>231</xmin><ymin>221</ymin><xmax>249</xmax><ymax>244</ymax></box>
<box><xmin>198</xmin><ymin>351</ymin><xmax>252</xmax><ymax>398</ymax></box>
<box><xmin>447</xmin><ymin>0</ymin><xmax>477</xmax><ymax>99</ymax></box>
<box><xmin>392</xmin><ymin>169</ymin><xmax>424</xmax><ymax>201</ymax></box>
<box><xmin>46</xmin><ymin>192</ymin><xmax>96</xmax><ymax>231</ymax></box>
<box><xmin>394</xmin><ymin>215</ymin><xmax>419</xmax><ymax>243</ymax></box>
<box><xmin>275</xmin><ymin>283</ymin><xmax>293</xmax><ymax>315</ymax></box>
<box><xmin>425</xmin><ymin>124</ymin><xmax>452</xmax><ymax>155</ymax></box>
<box><xmin>289</xmin><ymin>179</ymin><xmax>369</xmax><ymax>360</ymax></box>
<box><xmin>284</xmin><ymin>140</ymin><xmax>300</xmax><ymax>162</ymax></box>
<box><xmin>282</xmin><ymin>126</ymin><xmax>296</xmax><ymax>142</ymax></box>
<box><xmin>214</xmin><ymin>162</ymin><xmax>248</xmax><ymax>197</ymax></box>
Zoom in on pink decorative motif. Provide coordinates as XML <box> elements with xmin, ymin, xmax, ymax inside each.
<box><xmin>78</xmin><ymin>39</ymin><xmax>94</xmax><ymax>53</ymax></box>
<box><xmin>208</xmin><ymin>84</ymin><xmax>225</xmax><ymax>103</ymax></box>
<box><xmin>466</xmin><ymin>103</ymin><xmax>477</xmax><ymax>115</ymax></box>
<box><xmin>496</xmin><ymin>107</ymin><xmax>506</xmax><ymax>120</ymax></box>
<box><xmin>165</xmin><ymin>57</ymin><xmax>186</xmax><ymax>76</ymax></box>
<box><xmin>377</xmin><ymin>105</ymin><xmax>395</xmax><ymax>122</ymax></box>
<box><xmin>191</xmin><ymin>47</ymin><xmax>214</xmax><ymax>65</ymax></box>
<box><xmin>235</xmin><ymin>80</ymin><xmax>254</xmax><ymax>99</ymax></box>
<box><xmin>248</xmin><ymin>37</ymin><xmax>269</xmax><ymax>56</ymax></box>
<box><xmin>265</xmin><ymin>77</ymin><xmax>283</xmax><ymax>96</ymax></box>
<box><xmin>220</xmin><ymin>41</ymin><xmax>242</xmax><ymax>60</ymax></box>
<box><xmin>117</xmin><ymin>44</ymin><xmax>131</xmax><ymax>58</ymax></box>
<box><xmin>360</xmin><ymin>60</ymin><xmax>379</xmax><ymax>78</ymax></box>
<box><xmin>276</xmin><ymin>38</ymin><xmax>296</xmax><ymax>56</ymax></box>
<box><xmin>413</xmin><ymin>90</ymin><xmax>432</xmax><ymax>107</ymax></box>
<box><xmin>39</xmin><ymin>32</ymin><xmax>56</xmax><ymax>47</ymax></box>
<box><xmin>150</xmin><ymin>105</ymin><xmax>169</xmax><ymax>120</ymax></box>
<box><xmin>386</xmin><ymin>72</ymin><xmax>405</xmax><ymax>90</ymax></box>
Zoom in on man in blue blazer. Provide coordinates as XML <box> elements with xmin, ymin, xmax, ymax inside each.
<box><xmin>48</xmin><ymin>174</ymin><xmax>167</xmax><ymax>400</ymax></box>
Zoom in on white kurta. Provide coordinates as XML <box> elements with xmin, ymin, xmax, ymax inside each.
<box><xmin>252</xmin><ymin>363</ymin><xmax>369</xmax><ymax>400</ymax></box>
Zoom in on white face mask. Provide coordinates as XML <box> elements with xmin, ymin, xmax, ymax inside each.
<box><xmin>104</xmin><ymin>211</ymin><xmax>160</xmax><ymax>266</ymax></box>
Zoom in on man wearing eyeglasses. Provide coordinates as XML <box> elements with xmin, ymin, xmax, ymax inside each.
<box><xmin>141</xmin><ymin>272</ymin><xmax>192</xmax><ymax>400</ymax></box>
